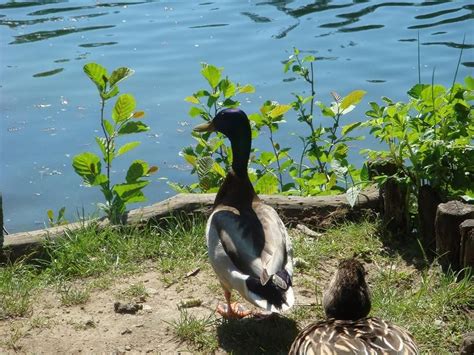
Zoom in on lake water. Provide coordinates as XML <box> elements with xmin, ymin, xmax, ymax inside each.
<box><xmin>1</xmin><ymin>0</ymin><xmax>472</xmax><ymax>233</ymax></box>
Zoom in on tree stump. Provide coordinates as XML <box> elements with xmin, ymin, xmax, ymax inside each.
<box><xmin>368</xmin><ymin>159</ymin><xmax>409</xmax><ymax>237</ymax></box>
<box><xmin>435</xmin><ymin>201</ymin><xmax>474</xmax><ymax>271</ymax></box>
<box><xmin>417</xmin><ymin>185</ymin><xmax>441</xmax><ymax>254</ymax></box>
<box><xmin>459</xmin><ymin>219</ymin><xmax>474</xmax><ymax>270</ymax></box>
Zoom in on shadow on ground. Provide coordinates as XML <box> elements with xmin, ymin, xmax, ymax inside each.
<box><xmin>216</xmin><ymin>314</ymin><xmax>298</xmax><ymax>354</ymax></box>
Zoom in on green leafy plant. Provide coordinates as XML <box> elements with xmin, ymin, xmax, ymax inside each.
<box><xmin>171</xmin><ymin>63</ymin><xmax>255</xmax><ymax>193</ymax></box>
<box><xmin>249</xmin><ymin>100</ymin><xmax>294</xmax><ymax>194</ymax></box>
<box><xmin>46</xmin><ymin>207</ymin><xmax>67</xmax><ymax>227</ymax></box>
<box><xmin>363</xmin><ymin>76</ymin><xmax>474</xmax><ymax>201</ymax></box>
<box><xmin>72</xmin><ymin>63</ymin><xmax>158</xmax><ymax>224</ymax></box>
<box><xmin>284</xmin><ymin>48</ymin><xmax>368</xmax><ymax>202</ymax></box>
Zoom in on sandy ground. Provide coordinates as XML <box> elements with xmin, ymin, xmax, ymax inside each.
<box><xmin>0</xmin><ymin>264</ymin><xmax>317</xmax><ymax>354</ymax></box>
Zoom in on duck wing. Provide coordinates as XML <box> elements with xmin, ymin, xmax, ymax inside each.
<box><xmin>210</xmin><ymin>206</ymin><xmax>266</xmax><ymax>279</ymax></box>
<box><xmin>289</xmin><ymin>318</ymin><xmax>419</xmax><ymax>355</ymax></box>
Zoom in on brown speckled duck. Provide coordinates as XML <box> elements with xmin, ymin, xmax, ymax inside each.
<box><xmin>193</xmin><ymin>108</ymin><xmax>294</xmax><ymax>319</ymax></box>
<box><xmin>289</xmin><ymin>258</ymin><xmax>419</xmax><ymax>354</ymax></box>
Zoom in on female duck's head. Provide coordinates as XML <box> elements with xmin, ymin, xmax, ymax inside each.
<box><xmin>322</xmin><ymin>258</ymin><xmax>371</xmax><ymax>320</ymax></box>
<box><xmin>194</xmin><ymin>108</ymin><xmax>252</xmax><ymax>176</ymax></box>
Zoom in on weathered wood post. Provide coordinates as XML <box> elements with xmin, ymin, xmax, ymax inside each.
<box><xmin>459</xmin><ymin>219</ymin><xmax>474</xmax><ymax>271</ymax></box>
<box><xmin>435</xmin><ymin>201</ymin><xmax>474</xmax><ymax>271</ymax></box>
<box><xmin>417</xmin><ymin>185</ymin><xmax>441</xmax><ymax>253</ymax></box>
<box><xmin>368</xmin><ymin>159</ymin><xmax>409</xmax><ymax>237</ymax></box>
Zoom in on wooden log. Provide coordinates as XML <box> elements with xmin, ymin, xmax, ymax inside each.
<box><xmin>1</xmin><ymin>188</ymin><xmax>380</xmax><ymax>263</ymax></box>
<box><xmin>435</xmin><ymin>201</ymin><xmax>474</xmax><ymax>271</ymax></box>
<box><xmin>417</xmin><ymin>185</ymin><xmax>441</xmax><ymax>253</ymax></box>
<box><xmin>459</xmin><ymin>219</ymin><xmax>474</xmax><ymax>270</ymax></box>
<box><xmin>368</xmin><ymin>159</ymin><xmax>409</xmax><ymax>237</ymax></box>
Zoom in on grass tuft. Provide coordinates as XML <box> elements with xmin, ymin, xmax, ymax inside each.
<box><xmin>0</xmin><ymin>262</ymin><xmax>38</xmax><ymax>319</ymax></box>
<box><xmin>58</xmin><ymin>283</ymin><xmax>90</xmax><ymax>306</ymax></box>
<box><xmin>169</xmin><ymin>309</ymin><xmax>218</xmax><ymax>352</ymax></box>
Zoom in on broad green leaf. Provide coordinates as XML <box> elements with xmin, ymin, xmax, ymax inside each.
<box><xmin>116</xmin><ymin>141</ymin><xmax>141</xmax><ymax>157</ymax></box>
<box><xmin>124</xmin><ymin>190</ymin><xmax>147</xmax><ymax>204</ymax></box>
<box><xmin>72</xmin><ymin>152</ymin><xmax>107</xmax><ymax>186</ymax></box>
<box><xmin>83</xmin><ymin>63</ymin><xmax>108</xmax><ymax>92</ymax></box>
<box><xmin>126</xmin><ymin>160</ymin><xmax>149</xmax><ymax>183</ymax></box>
<box><xmin>346</xmin><ymin>185</ymin><xmax>361</xmax><ymax>207</ymax></box>
<box><xmin>95</xmin><ymin>137</ymin><xmax>107</xmax><ymax>157</ymax></box>
<box><xmin>109</xmin><ymin>67</ymin><xmax>134</xmax><ymax>87</ymax></box>
<box><xmin>341</xmin><ymin>121</ymin><xmax>362</xmax><ymax>136</ymax></box>
<box><xmin>220</xmin><ymin>78</ymin><xmax>236</xmax><ymax>98</ymax></box>
<box><xmin>222</xmin><ymin>98</ymin><xmax>239</xmax><ymax>108</ymax></box>
<box><xmin>237</xmin><ymin>84</ymin><xmax>255</xmax><ymax>94</ymax></box>
<box><xmin>255</xmin><ymin>173</ymin><xmax>279</xmax><ymax>194</ymax></box>
<box><xmin>464</xmin><ymin>76</ymin><xmax>474</xmax><ymax>90</ymax></box>
<box><xmin>101</xmin><ymin>86</ymin><xmax>119</xmax><ymax>100</ymax></box>
<box><xmin>104</xmin><ymin>119</ymin><xmax>114</xmax><ymax>136</ymax></box>
<box><xmin>249</xmin><ymin>113</ymin><xmax>264</xmax><ymax>127</ymax></box>
<box><xmin>259</xmin><ymin>151</ymin><xmax>276</xmax><ymax>165</ymax></box>
<box><xmin>201</xmin><ymin>63</ymin><xmax>222</xmax><ymax>89</ymax></box>
<box><xmin>212</xmin><ymin>161</ymin><xmax>226</xmax><ymax>177</ymax></box>
<box><xmin>118</xmin><ymin>121</ymin><xmax>149</xmax><ymax>135</ymax></box>
<box><xmin>58</xmin><ymin>206</ymin><xmax>66</xmax><ymax>221</ymax></box>
<box><xmin>189</xmin><ymin>106</ymin><xmax>205</xmax><ymax>118</ymax></box>
<box><xmin>185</xmin><ymin>96</ymin><xmax>200</xmax><ymax>104</ymax></box>
<box><xmin>311</xmin><ymin>172</ymin><xmax>328</xmax><ymax>186</ymax></box>
<box><xmin>407</xmin><ymin>83</ymin><xmax>429</xmax><ymax>99</ymax></box>
<box><xmin>113</xmin><ymin>181</ymin><xmax>149</xmax><ymax>200</ymax></box>
<box><xmin>269</xmin><ymin>104</ymin><xmax>292</xmax><ymax>119</ymax></box>
<box><xmin>360</xmin><ymin>163</ymin><xmax>370</xmax><ymax>182</ymax></box>
<box><xmin>283</xmin><ymin>60</ymin><xmax>294</xmax><ymax>73</ymax></box>
<box><xmin>47</xmin><ymin>209</ymin><xmax>54</xmax><ymax>222</ymax></box>
<box><xmin>302</xmin><ymin>55</ymin><xmax>316</xmax><ymax>63</ymax></box>
<box><xmin>340</xmin><ymin>90</ymin><xmax>366</xmax><ymax>111</ymax></box>
<box><xmin>319</xmin><ymin>103</ymin><xmax>336</xmax><ymax>118</ymax></box>
<box><xmin>112</xmin><ymin>94</ymin><xmax>136</xmax><ymax>123</ymax></box>
<box><xmin>182</xmin><ymin>152</ymin><xmax>197</xmax><ymax>167</ymax></box>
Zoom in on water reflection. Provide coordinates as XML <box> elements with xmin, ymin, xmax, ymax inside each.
<box><xmin>0</xmin><ymin>1</ymin><xmax>67</xmax><ymax>10</ymax></box>
<box><xmin>241</xmin><ymin>12</ymin><xmax>272</xmax><ymax>23</ymax></box>
<box><xmin>422</xmin><ymin>41</ymin><xmax>474</xmax><ymax>49</ymax></box>
<box><xmin>28</xmin><ymin>2</ymin><xmax>145</xmax><ymax>16</ymax></box>
<box><xmin>79</xmin><ymin>42</ymin><xmax>117</xmax><ymax>48</ymax></box>
<box><xmin>32</xmin><ymin>68</ymin><xmax>63</xmax><ymax>77</ymax></box>
<box><xmin>408</xmin><ymin>13</ymin><xmax>474</xmax><ymax>29</ymax></box>
<box><xmin>10</xmin><ymin>25</ymin><xmax>115</xmax><ymax>44</ymax></box>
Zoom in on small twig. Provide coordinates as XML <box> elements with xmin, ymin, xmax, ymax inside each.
<box><xmin>184</xmin><ymin>267</ymin><xmax>201</xmax><ymax>279</ymax></box>
<box><xmin>296</xmin><ymin>224</ymin><xmax>323</xmax><ymax>238</ymax></box>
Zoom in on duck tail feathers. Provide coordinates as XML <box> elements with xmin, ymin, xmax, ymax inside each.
<box><xmin>246</xmin><ymin>270</ymin><xmax>293</xmax><ymax>311</ymax></box>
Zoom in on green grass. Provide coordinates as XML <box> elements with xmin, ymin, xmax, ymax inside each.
<box><xmin>0</xmin><ymin>262</ymin><xmax>39</xmax><ymax>319</ymax></box>
<box><xmin>168</xmin><ymin>309</ymin><xmax>218</xmax><ymax>351</ymax></box>
<box><xmin>0</xmin><ymin>216</ymin><xmax>472</xmax><ymax>353</ymax></box>
<box><xmin>58</xmin><ymin>283</ymin><xmax>90</xmax><ymax>306</ymax></box>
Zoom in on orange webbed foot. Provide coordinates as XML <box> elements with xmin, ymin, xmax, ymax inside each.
<box><xmin>216</xmin><ymin>302</ymin><xmax>253</xmax><ymax>319</ymax></box>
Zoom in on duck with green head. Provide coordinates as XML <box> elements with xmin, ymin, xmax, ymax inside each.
<box><xmin>194</xmin><ymin>108</ymin><xmax>294</xmax><ymax>318</ymax></box>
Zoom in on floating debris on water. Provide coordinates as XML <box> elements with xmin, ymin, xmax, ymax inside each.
<box><xmin>35</xmin><ymin>103</ymin><xmax>51</xmax><ymax>108</ymax></box>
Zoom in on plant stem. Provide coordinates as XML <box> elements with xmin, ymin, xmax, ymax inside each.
<box><xmin>99</xmin><ymin>98</ymin><xmax>111</xmax><ymax>196</ymax></box>
<box><xmin>268</xmin><ymin>126</ymin><xmax>284</xmax><ymax>192</ymax></box>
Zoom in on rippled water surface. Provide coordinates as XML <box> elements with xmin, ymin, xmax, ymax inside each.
<box><xmin>1</xmin><ymin>0</ymin><xmax>473</xmax><ymax>233</ymax></box>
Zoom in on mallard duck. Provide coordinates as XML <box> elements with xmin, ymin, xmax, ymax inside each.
<box><xmin>289</xmin><ymin>258</ymin><xmax>419</xmax><ymax>354</ymax></box>
<box><xmin>193</xmin><ymin>108</ymin><xmax>294</xmax><ymax>319</ymax></box>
